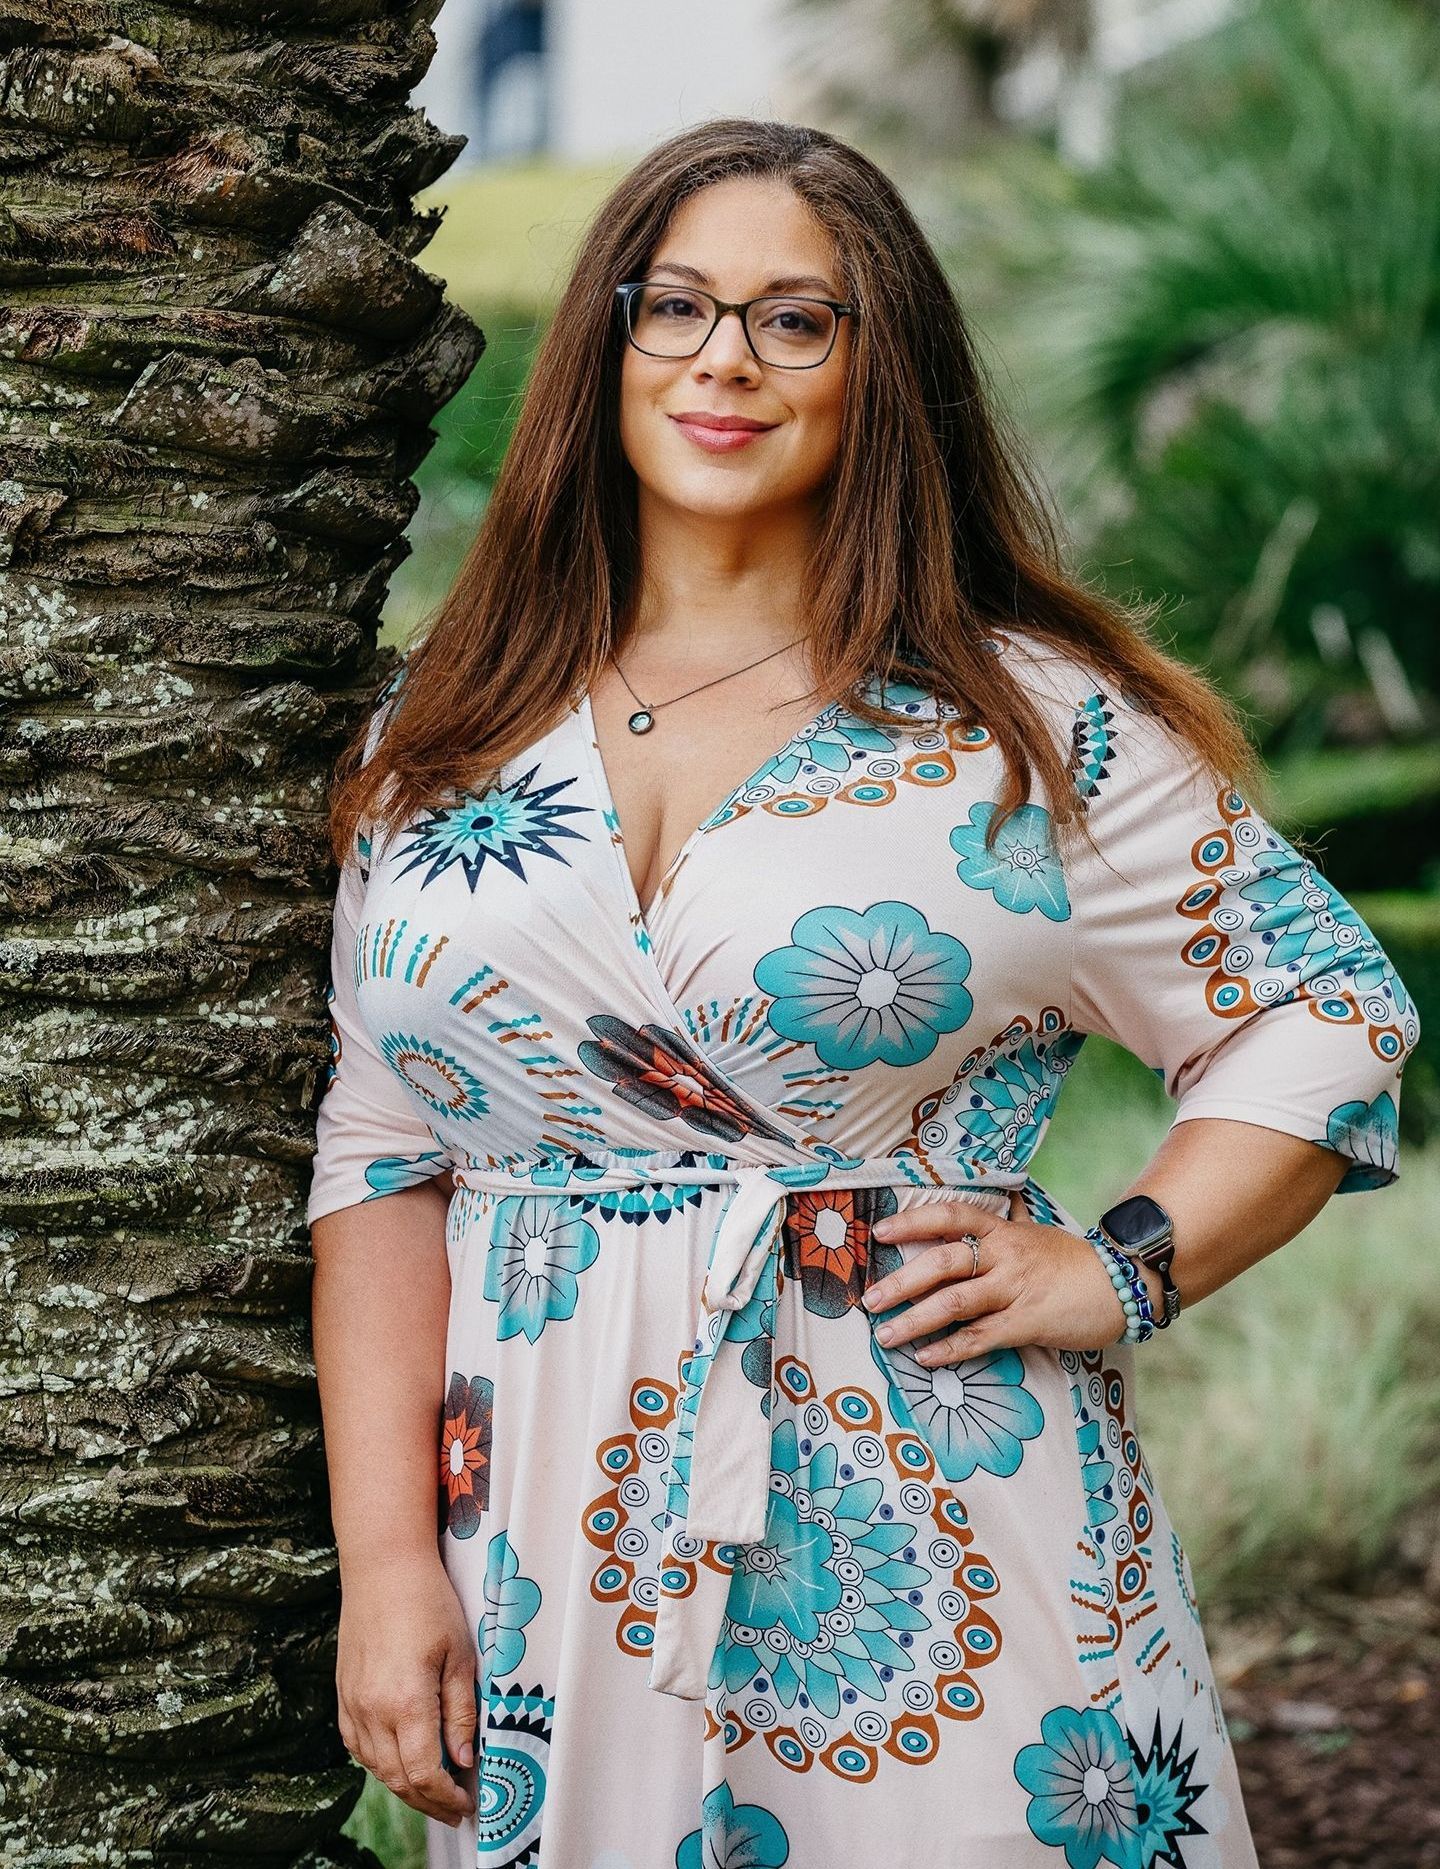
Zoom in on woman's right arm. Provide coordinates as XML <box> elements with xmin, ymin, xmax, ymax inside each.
<box><xmin>311</xmin><ymin>1185</ymin><xmax>477</xmax><ymax>1828</ymax></box>
<box><xmin>306</xmin><ymin>672</ymin><xmax>476</xmax><ymax>1827</ymax></box>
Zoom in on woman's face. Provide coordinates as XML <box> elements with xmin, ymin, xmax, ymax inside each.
<box><xmin>617</xmin><ymin>177</ymin><xmax>852</xmax><ymax>524</ymax></box>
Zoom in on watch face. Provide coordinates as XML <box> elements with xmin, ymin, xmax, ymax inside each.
<box><xmin>1101</xmin><ymin>1193</ymin><xmax>1171</xmax><ymax>1253</ymax></box>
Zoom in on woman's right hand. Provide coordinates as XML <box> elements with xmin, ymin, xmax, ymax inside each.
<box><xmin>336</xmin><ymin>1550</ymin><xmax>479</xmax><ymax>1827</ymax></box>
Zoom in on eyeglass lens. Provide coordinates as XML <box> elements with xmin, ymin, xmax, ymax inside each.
<box><xmin>627</xmin><ymin>285</ymin><xmax>838</xmax><ymax>366</ymax></box>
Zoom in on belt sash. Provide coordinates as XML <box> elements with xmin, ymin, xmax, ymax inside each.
<box><xmin>451</xmin><ymin>1151</ymin><xmax>1029</xmax><ymax>1702</ymax></box>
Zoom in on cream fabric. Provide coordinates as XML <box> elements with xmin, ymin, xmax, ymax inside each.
<box><xmin>308</xmin><ymin>629</ymin><xmax>1417</xmax><ymax>1868</ymax></box>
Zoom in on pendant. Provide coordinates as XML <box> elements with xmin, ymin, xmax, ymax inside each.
<box><xmin>627</xmin><ymin>709</ymin><xmax>655</xmax><ymax>734</ymax></box>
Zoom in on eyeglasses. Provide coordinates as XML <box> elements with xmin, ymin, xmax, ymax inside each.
<box><xmin>615</xmin><ymin>280</ymin><xmax>859</xmax><ymax>370</ymax></box>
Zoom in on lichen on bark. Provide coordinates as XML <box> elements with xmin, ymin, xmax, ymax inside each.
<box><xmin>0</xmin><ymin>0</ymin><xmax>482</xmax><ymax>1858</ymax></box>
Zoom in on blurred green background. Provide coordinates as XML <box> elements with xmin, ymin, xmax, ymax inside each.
<box><xmin>356</xmin><ymin>0</ymin><xmax>1439</xmax><ymax>1854</ymax></box>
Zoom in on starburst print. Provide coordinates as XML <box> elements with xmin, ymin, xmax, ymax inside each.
<box><xmin>1128</xmin><ymin>1710</ymin><xmax>1208</xmax><ymax>1868</ymax></box>
<box><xmin>392</xmin><ymin>764</ymin><xmax>591</xmax><ymax>891</ymax></box>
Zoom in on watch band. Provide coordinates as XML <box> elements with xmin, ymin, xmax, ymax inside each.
<box><xmin>1096</xmin><ymin>1194</ymin><xmax>1182</xmax><ymax>1329</ymax></box>
<box><xmin>1150</xmin><ymin>1258</ymin><xmax>1182</xmax><ymax>1328</ymax></box>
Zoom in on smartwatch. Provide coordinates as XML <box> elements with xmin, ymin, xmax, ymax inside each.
<box><xmin>1095</xmin><ymin>1193</ymin><xmax>1181</xmax><ymax>1328</ymax></box>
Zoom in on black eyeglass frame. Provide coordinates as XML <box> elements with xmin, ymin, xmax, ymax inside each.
<box><xmin>614</xmin><ymin>279</ymin><xmax>861</xmax><ymax>370</ymax></box>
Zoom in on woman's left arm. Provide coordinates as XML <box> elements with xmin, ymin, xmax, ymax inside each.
<box><xmin>863</xmin><ymin>681</ymin><xmax>1421</xmax><ymax>1361</ymax></box>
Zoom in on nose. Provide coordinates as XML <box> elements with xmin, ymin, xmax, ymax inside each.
<box><xmin>689</xmin><ymin>306</ymin><xmax>761</xmax><ymax>381</ymax></box>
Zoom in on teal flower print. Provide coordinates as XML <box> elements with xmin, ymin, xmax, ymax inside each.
<box><xmin>1239</xmin><ymin>827</ymin><xmax>1408</xmax><ymax>1005</ymax></box>
<box><xmin>392</xmin><ymin>763</ymin><xmax>591</xmax><ymax>891</ymax></box>
<box><xmin>1074</xmin><ymin>1414</ymin><xmax>1118</xmax><ymax>1533</ymax></box>
<box><xmin>716</xmin><ymin>1415</ymin><xmax>932</xmax><ymax>1716</ymax></box>
<box><xmin>759</xmin><ymin>710</ymin><xmax>895</xmax><ymax>785</ymax></box>
<box><xmin>910</xmin><ymin>1023</ymin><xmax>1084</xmax><ymax>1174</ymax></box>
<box><xmin>1014</xmin><ymin>1705</ymin><xmax>1142</xmax><ymax>1869</ymax></box>
<box><xmin>950</xmin><ymin>802</ymin><xmax>1071</xmax><ymax>920</ymax></box>
<box><xmin>1069</xmin><ymin>689</ymin><xmax>1117</xmax><ymax>804</ymax></box>
<box><xmin>479</xmin><ymin>1530</ymin><xmax>541</xmax><ymax>1700</ymax></box>
<box><xmin>754</xmin><ymin>901</ymin><xmax>973</xmax><ymax>1070</ymax></box>
<box><xmin>876</xmin><ymin>1344</ymin><xmax>1045</xmax><ymax>1481</ymax></box>
<box><xmin>485</xmin><ymin>1196</ymin><xmax>600</xmax><ymax>1343</ymax></box>
<box><xmin>474</xmin><ymin>1681</ymin><xmax>553</xmax><ymax>1860</ymax></box>
<box><xmin>1128</xmin><ymin>1712</ymin><xmax>1207</xmax><ymax>1867</ymax></box>
<box><xmin>1324</xmin><ymin>1089</ymin><xmax>1399</xmax><ymax>1192</ymax></box>
<box><xmin>676</xmin><ymin>1779</ymin><xmax>790</xmax><ymax>1868</ymax></box>
<box><xmin>363</xmin><ymin>1149</ymin><xmax>449</xmax><ymax>1198</ymax></box>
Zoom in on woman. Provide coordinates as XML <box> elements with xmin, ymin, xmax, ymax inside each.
<box><xmin>306</xmin><ymin>119</ymin><xmax>1418</xmax><ymax>1868</ymax></box>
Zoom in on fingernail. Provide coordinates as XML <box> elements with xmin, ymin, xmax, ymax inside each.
<box><xmin>875</xmin><ymin>1323</ymin><xmax>897</xmax><ymax>1344</ymax></box>
<box><xmin>872</xmin><ymin>1219</ymin><xmax>893</xmax><ymax>1238</ymax></box>
<box><xmin>861</xmin><ymin>1290</ymin><xmax>879</xmax><ymax>1310</ymax></box>
<box><xmin>458</xmin><ymin>1741</ymin><xmax>473</xmax><ymax>1767</ymax></box>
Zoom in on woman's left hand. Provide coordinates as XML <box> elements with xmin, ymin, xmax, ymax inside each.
<box><xmin>861</xmin><ymin>1202</ymin><xmax>1152</xmax><ymax>1361</ymax></box>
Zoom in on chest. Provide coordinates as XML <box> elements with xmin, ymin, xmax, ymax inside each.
<box><xmin>586</xmin><ymin>661</ymin><xmax>832</xmax><ymax>915</ymax></box>
<box><xmin>359</xmin><ymin>689</ymin><xmax>1079</xmax><ymax>1167</ymax></box>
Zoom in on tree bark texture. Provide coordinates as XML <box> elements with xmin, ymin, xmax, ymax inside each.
<box><xmin>0</xmin><ymin>2</ymin><xmax>482</xmax><ymax>1859</ymax></box>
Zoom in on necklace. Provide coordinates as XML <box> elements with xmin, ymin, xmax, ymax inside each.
<box><xmin>612</xmin><ymin>636</ymin><xmax>807</xmax><ymax>734</ymax></box>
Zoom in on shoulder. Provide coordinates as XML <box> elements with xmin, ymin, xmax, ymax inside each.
<box><xmin>982</xmin><ymin>628</ymin><xmax>1220</xmax><ymax>822</ymax></box>
<box><xmin>864</xmin><ymin>629</ymin><xmax>1108</xmax><ymax>725</ymax></box>
<box><xmin>361</xmin><ymin>642</ymin><xmax>417</xmax><ymax>766</ymax></box>
<box><xmin>980</xmin><ymin>626</ymin><xmax>1114</xmax><ymax>714</ymax></box>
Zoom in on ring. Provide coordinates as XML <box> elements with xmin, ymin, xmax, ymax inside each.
<box><xmin>959</xmin><ymin>1231</ymin><xmax>981</xmax><ymax>1278</ymax></box>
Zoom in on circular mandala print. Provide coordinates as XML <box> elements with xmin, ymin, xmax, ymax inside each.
<box><xmin>711</xmin><ymin>1355</ymin><xmax>1004</xmax><ymax>1781</ymax></box>
<box><xmin>584</xmin><ymin>1373</ymin><xmax>734</xmax><ymax>1667</ymax></box>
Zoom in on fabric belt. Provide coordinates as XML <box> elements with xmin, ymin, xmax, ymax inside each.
<box><xmin>450</xmin><ymin>1151</ymin><xmax>1029</xmax><ymax>1702</ymax></box>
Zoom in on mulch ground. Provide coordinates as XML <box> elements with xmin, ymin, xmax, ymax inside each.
<box><xmin>1212</xmin><ymin>1575</ymin><xmax>1440</xmax><ymax>1867</ymax></box>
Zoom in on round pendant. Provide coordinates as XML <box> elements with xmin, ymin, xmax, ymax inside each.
<box><xmin>627</xmin><ymin>709</ymin><xmax>655</xmax><ymax>735</ymax></box>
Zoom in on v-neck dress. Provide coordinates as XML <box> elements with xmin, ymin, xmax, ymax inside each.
<box><xmin>306</xmin><ymin>628</ymin><xmax>1418</xmax><ymax>1869</ymax></box>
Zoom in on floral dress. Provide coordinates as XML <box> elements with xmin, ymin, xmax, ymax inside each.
<box><xmin>306</xmin><ymin>627</ymin><xmax>1418</xmax><ymax>1869</ymax></box>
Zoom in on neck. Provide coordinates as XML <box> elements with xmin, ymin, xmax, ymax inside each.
<box><xmin>623</xmin><ymin>491</ymin><xmax>818</xmax><ymax>665</ymax></box>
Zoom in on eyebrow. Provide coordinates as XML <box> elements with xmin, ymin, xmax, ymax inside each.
<box><xmin>646</xmin><ymin>259</ymin><xmax>841</xmax><ymax>297</ymax></box>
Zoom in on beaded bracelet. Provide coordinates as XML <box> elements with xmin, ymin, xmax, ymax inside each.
<box><xmin>1083</xmin><ymin>1225</ymin><xmax>1156</xmax><ymax>1345</ymax></box>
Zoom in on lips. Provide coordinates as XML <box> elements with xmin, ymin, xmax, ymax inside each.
<box><xmin>668</xmin><ymin>413</ymin><xmax>777</xmax><ymax>432</ymax></box>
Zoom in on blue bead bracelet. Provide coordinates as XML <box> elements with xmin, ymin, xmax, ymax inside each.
<box><xmin>1084</xmin><ymin>1225</ymin><xmax>1156</xmax><ymax>1345</ymax></box>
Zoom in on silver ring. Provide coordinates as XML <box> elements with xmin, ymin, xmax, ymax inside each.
<box><xmin>959</xmin><ymin>1231</ymin><xmax>981</xmax><ymax>1278</ymax></box>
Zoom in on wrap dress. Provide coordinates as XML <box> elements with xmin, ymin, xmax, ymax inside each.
<box><xmin>306</xmin><ymin>626</ymin><xmax>1419</xmax><ymax>1869</ymax></box>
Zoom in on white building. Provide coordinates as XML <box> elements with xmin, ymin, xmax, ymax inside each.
<box><xmin>414</xmin><ymin>0</ymin><xmax>1237</xmax><ymax>172</ymax></box>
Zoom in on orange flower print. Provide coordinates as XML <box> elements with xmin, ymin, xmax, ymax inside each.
<box><xmin>577</xmin><ymin>1015</ymin><xmax>791</xmax><ymax>1145</ymax></box>
<box><xmin>440</xmin><ymin>1370</ymin><xmax>493</xmax><ymax>1539</ymax></box>
<box><xmin>782</xmin><ymin>1187</ymin><xmax>900</xmax><ymax>1318</ymax></box>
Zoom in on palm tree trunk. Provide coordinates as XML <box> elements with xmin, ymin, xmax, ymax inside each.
<box><xmin>0</xmin><ymin>0</ymin><xmax>481</xmax><ymax>1858</ymax></box>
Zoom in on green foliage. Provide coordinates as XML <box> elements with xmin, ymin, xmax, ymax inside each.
<box><xmin>383</xmin><ymin>304</ymin><xmax>546</xmax><ymax>644</ymax></box>
<box><xmin>977</xmin><ymin>0</ymin><xmax>1440</xmax><ymax>751</ymax></box>
<box><xmin>342</xmin><ymin>1770</ymin><xmax>424</xmax><ymax>1867</ymax></box>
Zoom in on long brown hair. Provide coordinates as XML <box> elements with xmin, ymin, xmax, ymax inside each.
<box><xmin>327</xmin><ymin>116</ymin><xmax>1262</xmax><ymax>870</ymax></box>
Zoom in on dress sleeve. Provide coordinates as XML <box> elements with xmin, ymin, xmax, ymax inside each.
<box><xmin>1067</xmin><ymin>687</ymin><xmax>1420</xmax><ymax>1193</ymax></box>
<box><xmin>305</xmin><ymin>660</ymin><xmax>453</xmax><ymax>1228</ymax></box>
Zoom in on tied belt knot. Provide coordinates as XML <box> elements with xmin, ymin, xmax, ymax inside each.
<box><xmin>449</xmin><ymin>1150</ymin><xmax>1028</xmax><ymax>1702</ymax></box>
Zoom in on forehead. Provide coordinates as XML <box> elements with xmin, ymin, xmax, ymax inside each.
<box><xmin>651</xmin><ymin>178</ymin><xmax>839</xmax><ymax>288</ymax></box>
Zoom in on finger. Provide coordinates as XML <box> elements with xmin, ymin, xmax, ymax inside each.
<box><xmin>864</xmin><ymin>1230</ymin><xmax>990</xmax><ymax>1312</ymax></box>
<box><xmin>871</xmin><ymin>1202</ymin><xmax>1004</xmax><ymax>1245</ymax></box>
<box><xmin>366</xmin><ymin>1727</ymin><xmax>420</xmax><ymax>1816</ymax></box>
<box><xmin>345</xmin><ymin>1706</ymin><xmax>385</xmax><ymax>1780</ymax></box>
<box><xmin>871</xmin><ymin>1271</ymin><xmax>1005</xmax><ymax>1351</ymax></box>
<box><xmin>396</xmin><ymin>1706</ymin><xmax>474</xmax><ymax>1824</ymax></box>
<box><xmin>440</xmin><ymin>1646</ymin><xmax>479</xmax><ymax>1773</ymax></box>
<box><xmin>338</xmin><ymin>1710</ymin><xmax>365</xmax><ymax>1771</ymax></box>
<box><xmin>910</xmin><ymin>1313</ymin><xmax>1004</xmax><ymax>1366</ymax></box>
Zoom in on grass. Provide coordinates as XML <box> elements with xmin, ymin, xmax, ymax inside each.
<box><xmin>344</xmin><ymin>1771</ymin><xmax>425</xmax><ymax>1867</ymax></box>
<box><xmin>414</xmin><ymin>158</ymin><xmax>630</xmax><ymax>313</ymax></box>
